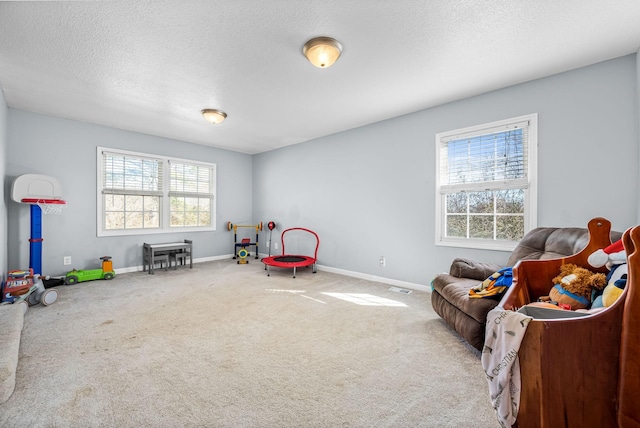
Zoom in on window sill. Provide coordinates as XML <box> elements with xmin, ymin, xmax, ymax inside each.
<box><xmin>435</xmin><ymin>238</ymin><xmax>517</xmax><ymax>252</ymax></box>
<box><xmin>98</xmin><ymin>226</ymin><xmax>215</xmax><ymax>237</ymax></box>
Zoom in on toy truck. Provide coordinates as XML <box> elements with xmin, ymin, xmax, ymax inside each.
<box><xmin>65</xmin><ymin>256</ymin><xmax>115</xmax><ymax>285</ymax></box>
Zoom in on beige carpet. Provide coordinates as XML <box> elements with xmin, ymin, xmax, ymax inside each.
<box><xmin>0</xmin><ymin>260</ymin><xmax>498</xmax><ymax>427</ymax></box>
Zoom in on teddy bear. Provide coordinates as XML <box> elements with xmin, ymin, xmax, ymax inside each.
<box><xmin>589</xmin><ymin>239</ymin><xmax>628</xmax><ymax>309</ymax></box>
<box><xmin>547</xmin><ymin>263</ymin><xmax>607</xmax><ymax>310</ymax></box>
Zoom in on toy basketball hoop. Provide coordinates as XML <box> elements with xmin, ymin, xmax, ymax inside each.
<box><xmin>11</xmin><ymin>174</ymin><xmax>67</xmax><ymax>276</ymax></box>
<box><xmin>20</xmin><ymin>198</ymin><xmax>67</xmax><ymax>215</ymax></box>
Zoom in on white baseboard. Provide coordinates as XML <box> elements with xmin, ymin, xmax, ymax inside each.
<box><xmin>258</xmin><ymin>253</ymin><xmax>430</xmax><ymax>292</ymax></box>
<box><xmin>117</xmin><ymin>253</ymin><xmax>430</xmax><ymax>292</ymax></box>
<box><xmin>316</xmin><ymin>265</ymin><xmax>431</xmax><ymax>292</ymax></box>
<box><xmin>114</xmin><ymin>254</ymin><xmax>235</xmax><ymax>275</ymax></box>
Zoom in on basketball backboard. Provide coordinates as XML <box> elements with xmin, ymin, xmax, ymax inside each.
<box><xmin>11</xmin><ymin>174</ymin><xmax>64</xmax><ymax>203</ymax></box>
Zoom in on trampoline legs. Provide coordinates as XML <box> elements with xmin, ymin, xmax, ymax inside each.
<box><xmin>293</xmin><ymin>267</ymin><xmax>297</xmax><ymax>278</ymax></box>
<box><xmin>267</xmin><ymin>265</ymin><xmax>270</xmax><ymax>277</ymax></box>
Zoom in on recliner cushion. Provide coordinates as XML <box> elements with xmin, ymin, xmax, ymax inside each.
<box><xmin>432</xmin><ymin>274</ymin><xmax>500</xmax><ymax>324</ymax></box>
<box><xmin>448</xmin><ymin>258</ymin><xmax>502</xmax><ymax>281</ymax></box>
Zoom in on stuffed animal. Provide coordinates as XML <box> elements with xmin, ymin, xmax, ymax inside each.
<box><xmin>589</xmin><ymin>239</ymin><xmax>628</xmax><ymax>308</ymax></box>
<box><xmin>588</xmin><ymin>239</ymin><xmax>626</xmax><ymax>269</ymax></box>
<box><xmin>548</xmin><ymin>263</ymin><xmax>607</xmax><ymax>310</ymax></box>
<box><xmin>602</xmin><ymin>264</ymin><xmax>627</xmax><ymax>307</ymax></box>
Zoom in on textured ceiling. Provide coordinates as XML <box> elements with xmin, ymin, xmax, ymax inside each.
<box><xmin>1</xmin><ymin>1</ymin><xmax>640</xmax><ymax>154</ymax></box>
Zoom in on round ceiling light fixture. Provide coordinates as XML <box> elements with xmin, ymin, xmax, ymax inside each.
<box><xmin>201</xmin><ymin>109</ymin><xmax>227</xmax><ymax>125</ymax></box>
<box><xmin>302</xmin><ymin>36</ymin><xmax>342</xmax><ymax>68</ymax></box>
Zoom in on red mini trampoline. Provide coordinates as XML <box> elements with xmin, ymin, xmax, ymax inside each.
<box><xmin>262</xmin><ymin>227</ymin><xmax>319</xmax><ymax>278</ymax></box>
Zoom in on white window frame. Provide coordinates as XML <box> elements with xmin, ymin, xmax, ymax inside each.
<box><xmin>97</xmin><ymin>147</ymin><xmax>217</xmax><ymax>237</ymax></box>
<box><xmin>435</xmin><ymin>114</ymin><xmax>538</xmax><ymax>251</ymax></box>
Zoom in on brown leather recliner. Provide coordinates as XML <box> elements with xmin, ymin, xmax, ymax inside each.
<box><xmin>431</xmin><ymin>221</ymin><xmax>622</xmax><ymax>351</ymax></box>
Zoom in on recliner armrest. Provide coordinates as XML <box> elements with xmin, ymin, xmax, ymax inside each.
<box><xmin>448</xmin><ymin>258</ymin><xmax>503</xmax><ymax>281</ymax></box>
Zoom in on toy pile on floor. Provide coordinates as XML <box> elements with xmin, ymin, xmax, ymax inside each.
<box><xmin>1</xmin><ymin>268</ymin><xmax>58</xmax><ymax>309</ymax></box>
<box><xmin>1</xmin><ymin>257</ymin><xmax>116</xmax><ymax>312</ymax></box>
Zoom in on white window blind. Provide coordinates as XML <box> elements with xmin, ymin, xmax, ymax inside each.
<box><xmin>439</xmin><ymin>120</ymin><xmax>529</xmax><ymax>192</ymax></box>
<box><xmin>102</xmin><ymin>151</ymin><xmax>163</xmax><ymax>196</ymax></box>
<box><xmin>169</xmin><ymin>161</ymin><xmax>213</xmax><ymax>198</ymax></box>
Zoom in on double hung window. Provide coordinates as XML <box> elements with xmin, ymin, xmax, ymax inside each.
<box><xmin>435</xmin><ymin>114</ymin><xmax>537</xmax><ymax>250</ymax></box>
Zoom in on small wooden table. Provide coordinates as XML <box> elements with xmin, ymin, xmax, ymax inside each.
<box><xmin>143</xmin><ymin>241</ymin><xmax>192</xmax><ymax>274</ymax></box>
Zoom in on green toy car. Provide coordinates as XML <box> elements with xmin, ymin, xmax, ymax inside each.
<box><xmin>65</xmin><ymin>256</ymin><xmax>115</xmax><ymax>285</ymax></box>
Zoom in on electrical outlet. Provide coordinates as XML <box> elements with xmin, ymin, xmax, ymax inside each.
<box><xmin>64</xmin><ymin>256</ymin><xmax>72</xmax><ymax>265</ymax></box>
<box><xmin>274</xmin><ymin>243</ymin><xmax>279</xmax><ymax>250</ymax></box>
<box><xmin>379</xmin><ymin>256</ymin><xmax>385</xmax><ymax>267</ymax></box>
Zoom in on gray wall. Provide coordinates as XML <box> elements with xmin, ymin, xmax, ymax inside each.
<box><xmin>253</xmin><ymin>54</ymin><xmax>639</xmax><ymax>287</ymax></box>
<box><xmin>4</xmin><ymin>55</ymin><xmax>639</xmax><ymax>286</ymax></box>
<box><xmin>7</xmin><ymin>111</ymin><xmax>253</xmax><ymax>276</ymax></box>
<box><xmin>0</xmin><ymin>89</ymin><xmax>7</xmax><ymax>277</ymax></box>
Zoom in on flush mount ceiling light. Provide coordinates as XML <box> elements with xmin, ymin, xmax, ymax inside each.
<box><xmin>302</xmin><ymin>36</ymin><xmax>342</xmax><ymax>68</ymax></box>
<box><xmin>201</xmin><ymin>109</ymin><xmax>227</xmax><ymax>125</ymax></box>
